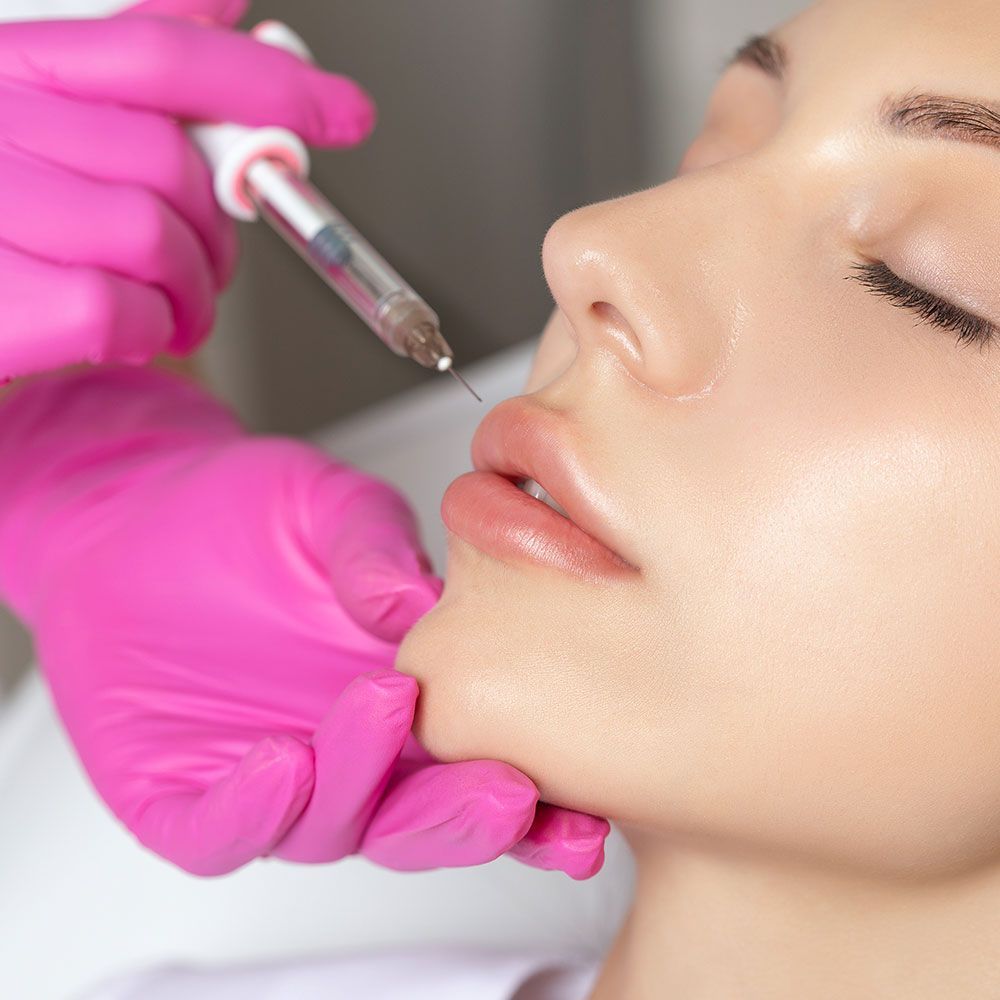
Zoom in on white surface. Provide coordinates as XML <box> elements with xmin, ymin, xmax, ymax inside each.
<box><xmin>0</xmin><ymin>0</ymin><xmax>120</xmax><ymax>17</ymax></box>
<box><xmin>0</xmin><ymin>341</ymin><xmax>634</xmax><ymax>1000</ymax></box>
<box><xmin>79</xmin><ymin>949</ymin><xmax>599</xmax><ymax>1000</ymax></box>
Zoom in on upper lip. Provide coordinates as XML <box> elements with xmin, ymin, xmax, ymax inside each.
<box><xmin>470</xmin><ymin>396</ymin><xmax>637</xmax><ymax>568</ymax></box>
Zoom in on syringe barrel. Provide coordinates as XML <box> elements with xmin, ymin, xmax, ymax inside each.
<box><xmin>246</xmin><ymin>159</ymin><xmax>440</xmax><ymax>358</ymax></box>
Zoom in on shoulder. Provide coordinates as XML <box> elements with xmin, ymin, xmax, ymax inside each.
<box><xmin>80</xmin><ymin>949</ymin><xmax>600</xmax><ymax>1000</ymax></box>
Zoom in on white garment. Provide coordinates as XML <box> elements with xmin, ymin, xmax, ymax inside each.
<box><xmin>80</xmin><ymin>950</ymin><xmax>600</xmax><ymax>1000</ymax></box>
<box><xmin>0</xmin><ymin>0</ymin><xmax>120</xmax><ymax>18</ymax></box>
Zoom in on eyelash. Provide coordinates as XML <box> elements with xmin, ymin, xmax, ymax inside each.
<box><xmin>847</xmin><ymin>260</ymin><xmax>996</xmax><ymax>350</ymax></box>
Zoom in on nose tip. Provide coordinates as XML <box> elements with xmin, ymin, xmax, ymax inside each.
<box><xmin>541</xmin><ymin>210</ymin><xmax>642</xmax><ymax>361</ymax></box>
<box><xmin>541</xmin><ymin>196</ymin><xmax>733</xmax><ymax>399</ymax></box>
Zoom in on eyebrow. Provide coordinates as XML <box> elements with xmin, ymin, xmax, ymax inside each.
<box><xmin>729</xmin><ymin>34</ymin><xmax>1000</xmax><ymax>155</ymax></box>
<box><xmin>727</xmin><ymin>34</ymin><xmax>788</xmax><ymax>81</ymax></box>
<box><xmin>881</xmin><ymin>92</ymin><xmax>1000</xmax><ymax>151</ymax></box>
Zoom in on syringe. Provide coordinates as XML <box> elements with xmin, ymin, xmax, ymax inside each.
<box><xmin>189</xmin><ymin>21</ymin><xmax>480</xmax><ymax>401</ymax></box>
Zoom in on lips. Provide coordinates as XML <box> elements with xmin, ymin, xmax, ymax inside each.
<box><xmin>441</xmin><ymin>398</ymin><xmax>636</xmax><ymax>580</ymax></box>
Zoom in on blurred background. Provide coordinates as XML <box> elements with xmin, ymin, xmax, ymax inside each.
<box><xmin>0</xmin><ymin>3</ymin><xmax>805</xmax><ymax>997</ymax></box>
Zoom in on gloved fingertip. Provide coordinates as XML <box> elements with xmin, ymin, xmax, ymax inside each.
<box><xmin>532</xmin><ymin>842</ymin><xmax>607</xmax><ymax>881</ymax></box>
<box><xmin>175</xmin><ymin>297</ymin><xmax>217</xmax><ymax>356</ymax></box>
<box><xmin>561</xmin><ymin>820</ymin><xmax>612</xmax><ymax>880</ymax></box>
<box><xmin>350</xmin><ymin>574</ymin><xmax>443</xmax><ymax>643</ymax></box>
<box><xmin>363</xmin><ymin>668</ymin><xmax>419</xmax><ymax>699</ymax></box>
<box><xmin>118</xmin><ymin>0</ymin><xmax>248</xmax><ymax>26</ymax></box>
<box><xmin>432</xmin><ymin>766</ymin><xmax>539</xmax><ymax>838</ymax></box>
<box><xmin>360</xmin><ymin>761</ymin><xmax>539</xmax><ymax>871</ymax></box>
<box><xmin>219</xmin><ymin>0</ymin><xmax>250</xmax><ymax>25</ymax></box>
<box><xmin>511</xmin><ymin>812</ymin><xmax>611</xmax><ymax>880</ymax></box>
<box><xmin>491</xmin><ymin>773</ymin><xmax>540</xmax><ymax>817</ymax></box>
<box><xmin>100</xmin><ymin>279</ymin><xmax>173</xmax><ymax>367</ymax></box>
<box><xmin>310</xmin><ymin>74</ymin><xmax>378</xmax><ymax>147</ymax></box>
<box><xmin>563</xmin><ymin>842</ymin><xmax>609</xmax><ymax>881</ymax></box>
<box><xmin>335</xmin><ymin>669</ymin><xmax>419</xmax><ymax>734</ymax></box>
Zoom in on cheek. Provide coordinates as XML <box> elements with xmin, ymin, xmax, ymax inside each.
<box><xmin>645</xmin><ymin>410</ymin><xmax>1000</xmax><ymax>874</ymax></box>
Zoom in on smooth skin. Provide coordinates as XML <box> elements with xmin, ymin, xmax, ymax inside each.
<box><xmin>397</xmin><ymin>0</ymin><xmax>1000</xmax><ymax>996</ymax></box>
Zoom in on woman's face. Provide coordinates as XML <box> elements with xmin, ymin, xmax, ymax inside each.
<box><xmin>397</xmin><ymin>0</ymin><xmax>1000</xmax><ymax>878</ymax></box>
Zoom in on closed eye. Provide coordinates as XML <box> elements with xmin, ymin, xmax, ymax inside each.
<box><xmin>847</xmin><ymin>260</ymin><xmax>996</xmax><ymax>350</ymax></box>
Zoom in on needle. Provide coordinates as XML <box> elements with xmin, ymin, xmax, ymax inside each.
<box><xmin>434</xmin><ymin>352</ymin><xmax>481</xmax><ymax>402</ymax></box>
<box><xmin>448</xmin><ymin>366</ymin><xmax>482</xmax><ymax>402</ymax></box>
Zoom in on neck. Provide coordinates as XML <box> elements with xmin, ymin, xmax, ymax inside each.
<box><xmin>587</xmin><ymin>831</ymin><xmax>1000</xmax><ymax>1000</ymax></box>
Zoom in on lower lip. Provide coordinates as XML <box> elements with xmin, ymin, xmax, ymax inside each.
<box><xmin>442</xmin><ymin>471</ymin><xmax>633</xmax><ymax>580</ymax></box>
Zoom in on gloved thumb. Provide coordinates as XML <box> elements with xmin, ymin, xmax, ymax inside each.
<box><xmin>117</xmin><ymin>0</ymin><xmax>249</xmax><ymax>28</ymax></box>
<box><xmin>308</xmin><ymin>467</ymin><xmax>443</xmax><ymax>644</ymax></box>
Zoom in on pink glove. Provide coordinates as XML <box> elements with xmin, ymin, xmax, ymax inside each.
<box><xmin>0</xmin><ymin>368</ymin><xmax>609</xmax><ymax>878</ymax></box>
<box><xmin>0</xmin><ymin>0</ymin><xmax>374</xmax><ymax>379</ymax></box>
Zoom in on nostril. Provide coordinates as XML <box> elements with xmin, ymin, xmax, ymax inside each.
<box><xmin>592</xmin><ymin>301</ymin><xmax>625</xmax><ymax>325</ymax></box>
<box><xmin>591</xmin><ymin>301</ymin><xmax>641</xmax><ymax>361</ymax></box>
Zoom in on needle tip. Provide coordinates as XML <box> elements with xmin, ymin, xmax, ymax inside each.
<box><xmin>449</xmin><ymin>367</ymin><xmax>482</xmax><ymax>402</ymax></box>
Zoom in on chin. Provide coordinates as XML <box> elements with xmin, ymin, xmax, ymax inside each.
<box><xmin>395</xmin><ymin>539</ymin><xmax>522</xmax><ymax>767</ymax></box>
<box><xmin>394</xmin><ymin>586</ymin><xmax>473</xmax><ymax>763</ymax></box>
<box><xmin>393</xmin><ymin>536</ymin><xmax>639</xmax><ymax>818</ymax></box>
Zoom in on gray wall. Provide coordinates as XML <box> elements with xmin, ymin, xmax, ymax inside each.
<box><xmin>205</xmin><ymin>0</ymin><xmax>807</xmax><ymax>434</ymax></box>
<box><xmin>205</xmin><ymin>0</ymin><xmax>644</xmax><ymax>433</ymax></box>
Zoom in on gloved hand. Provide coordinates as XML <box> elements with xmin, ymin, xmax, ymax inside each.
<box><xmin>0</xmin><ymin>368</ymin><xmax>609</xmax><ymax>878</ymax></box>
<box><xmin>0</xmin><ymin>0</ymin><xmax>374</xmax><ymax>379</ymax></box>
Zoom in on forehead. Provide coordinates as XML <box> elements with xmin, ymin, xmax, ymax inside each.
<box><xmin>781</xmin><ymin>0</ymin><xmax>1000</xmax><ymax>97</ymax></box>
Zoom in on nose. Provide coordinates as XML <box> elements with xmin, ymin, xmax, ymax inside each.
<box><xmin>541</xmin><ymin>184</ymin><xmax>736</xmax><ymax>398</ymax></box>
